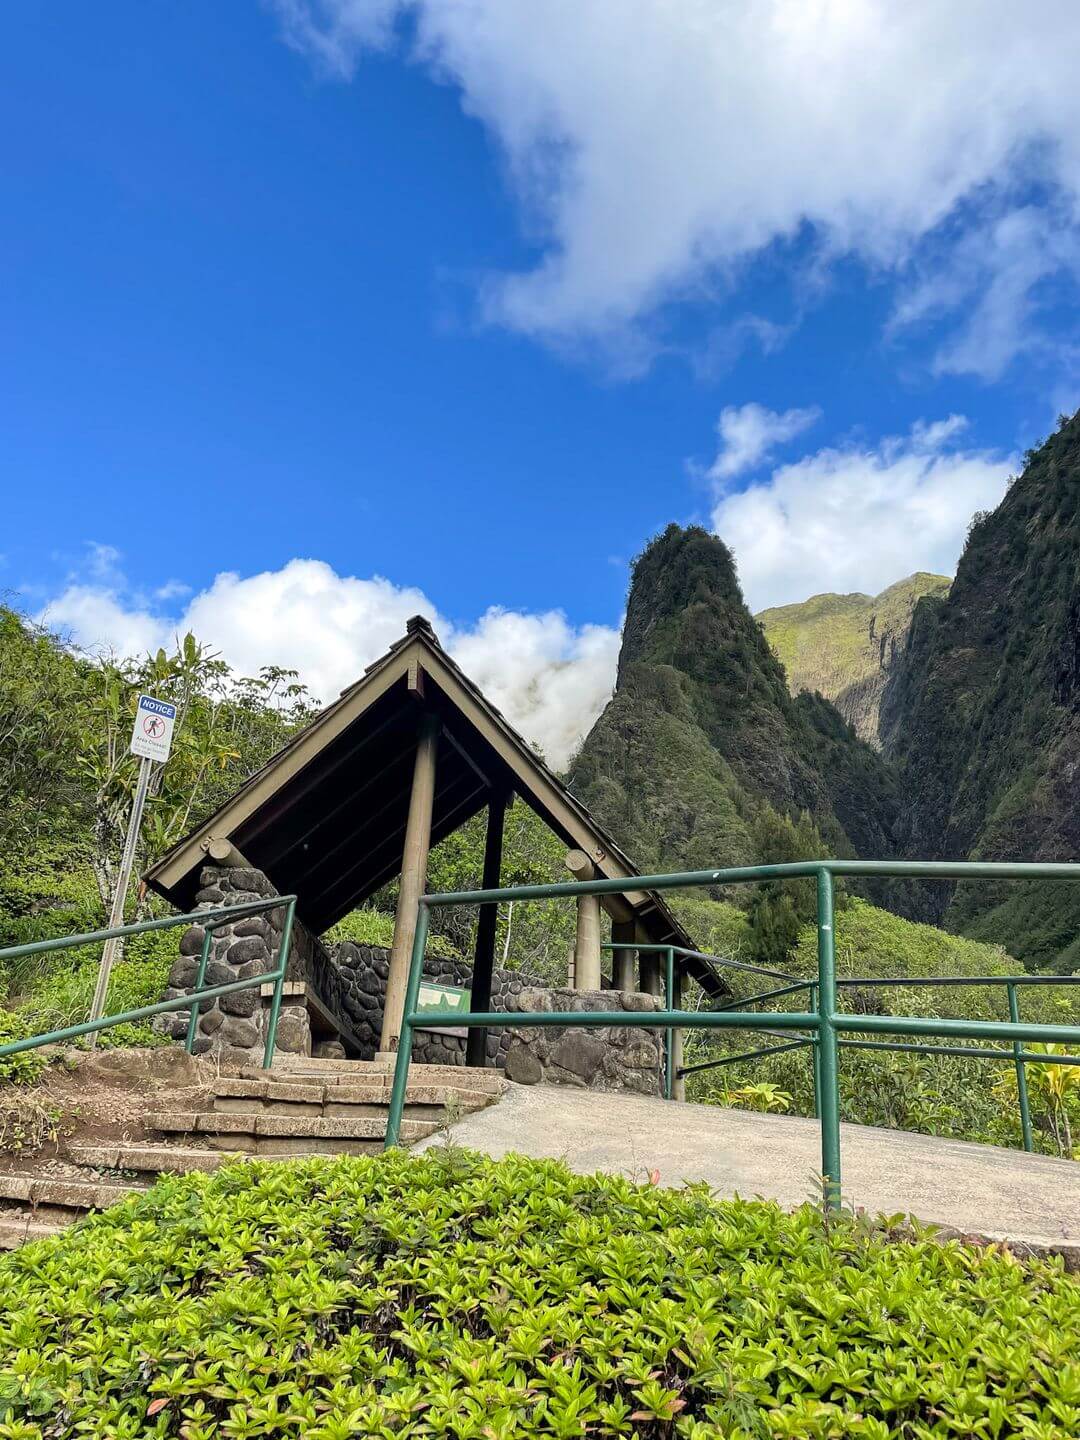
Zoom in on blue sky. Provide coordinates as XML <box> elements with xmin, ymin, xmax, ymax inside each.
<box><xmin>4</xmin><ymin>2</ymin><xmax>1079</xmax><ymax>762</ymax></box>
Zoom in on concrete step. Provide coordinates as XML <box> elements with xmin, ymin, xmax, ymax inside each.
<box><xmin>145</xmin><ymin>1109</ymin><xmax>439</xmax><ymax>1156</ymax></box>
<box><xmin>68</xmin><ymin>1143</ymin><xmax>250</xmax><ymax>1177</ymax></box>
<box><xmin>213</xmin><ymin>1076</ymin><xmax>496</xmax><ymax>1119</ymax></box>
<box><xmin>0</xmin><ymin>1173</ymin><xmax>144</xmax><ymax>1212</ymax></box>
<box><xmin>249</xmin><ymin>1058</ymin><xmax>507</xmax><ymax>1095</ymax></box>
<box><xmin>0</xmin><ymin>1214</ymin><xmax>65</xmax><ymax>1250</ymax></box>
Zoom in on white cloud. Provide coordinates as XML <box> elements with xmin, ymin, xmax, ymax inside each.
<box><xmin>891</xmin><ymin>206</ymin><xmax>1080</xmax><ymax>380</ymax></box>
<box><xmin>706</xmin><ymin>403</ymin><xmax>820</xmax><ymax>481</ymax></box>
<box><xmin>271</xmin><ymin>0</ymin><xmax>1080</xmax><ymax>365</ymax></box>
<box><xmin>451</xmin><ymin>609</ymin><xmax>620</xmax><ymax>769</ymax></box>
<box><xmin>710</xmin><ymin>416</ymin><xmax>1015</xmax><ymax>610</ymax></box>
<box><xmin>38</xmin><ymin>558</ymin><xmax>618</xmax><ymax>768</ymax></box>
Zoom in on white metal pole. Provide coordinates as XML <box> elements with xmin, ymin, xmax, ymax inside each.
<box><xmin>87</xmin><ymin>755</ymin><xmax>153</xmax><ymax>1041</ymax></box>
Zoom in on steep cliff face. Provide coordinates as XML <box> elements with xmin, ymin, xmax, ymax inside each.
<box><xmin>569</xmin><ymin>525</ymin><xmax>898</xmax><ymax>875</ymax></box>
<box><xmin>886</xmin><ymin>414</ymin><xmax>1080</xmax><ymax>969</ymax></box>
<box><xmin>758</xmin><ymin>574</ymin><xmax>951</xmax><ymax>749</ymax></box>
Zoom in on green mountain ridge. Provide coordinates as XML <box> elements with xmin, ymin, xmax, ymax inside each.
<box><xmin>573</xmin><ymin>412</ymin><xmax>1080</xmax><ymax>972</ymax></box>
<box><xmin>757</xmin><ymin>573</ymin><xmax>951</xmax><ymax>749</ymax></box>
<box><xmin>888</xmin><ymin>412</ymin><xmax>1080</xmax><ymax>970</ymax></box>
<box><xmin>568</xmin><ymin>524</ymin><xmax>899</xmax><ymax>881</ymax></box>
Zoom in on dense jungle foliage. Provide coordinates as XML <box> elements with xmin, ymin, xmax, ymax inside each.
<box><xmin>885</xmin><ymin>412</ymin><xmax>1080</xmax><ymax>970</ymax></box>
<box><xmin>2</xmin><ymin>1149</ymin><xmax>1078</xmax><ymax>1439</ymax></box>
<box><xmin>0</xmin><ymin>605</ymin><xmax>318</xmax><ymax>1058</ymax></box>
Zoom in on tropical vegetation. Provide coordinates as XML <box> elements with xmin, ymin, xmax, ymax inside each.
<box><xmin>2</xmin><ymin>1149</ymin><xmax>1078</xmax><ymax>1439</ymax></box>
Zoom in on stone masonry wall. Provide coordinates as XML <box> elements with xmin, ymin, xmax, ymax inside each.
<box><xmin>503</xmin><ymin>988</ymin><xmax>665</xmax><ymax>1096</ymax></box>
<box><xmin>331</xmin><ymin>943</ymin><xmax>543</xmax><ymax>1066</ymax></box>
<box><xmin>159</xmin><ymin>864</ymin><xmax>285</xmax><ymax>1062</ymax></box>
<box><xmin>162</xmin><ymin>862</ymin><xmax>544</xmax><ymax>1067</ymax></box>
<box><xmin>159</xmin><ymin>864</ymin><xmax>342</xmax><ymax>1063</ymax></box>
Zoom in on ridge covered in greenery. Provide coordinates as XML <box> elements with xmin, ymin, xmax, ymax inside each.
<box><xmin>887</xmin><ymin>412</ymin><xmax>1080</xmax><ymax>971</ymax></box>
<box><xmin>2</xmin><ymin>1149</ymin><xmax>1079</xmax><ymax>1439</ymax></box>
<box><xmin>569</xmin><ymin>525</ymin><xmax>898</xmax><ymax>884</ymax></box>
<box><xmin>757</xmin><ymin>574</ymin><xmax>951</xmax><ymax>749</ymax></box>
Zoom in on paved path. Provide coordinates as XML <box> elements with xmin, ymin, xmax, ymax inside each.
<box><xmin>416</xmin><ymin>1084</ymin><xmax>1080</xmax><ymax>1251</ymax></box>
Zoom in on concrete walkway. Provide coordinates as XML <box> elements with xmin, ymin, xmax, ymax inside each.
<box><xmin>415</xmin><ymin>1084</ymin><xmax>1080</xmax><ymax>1252</ymax></box>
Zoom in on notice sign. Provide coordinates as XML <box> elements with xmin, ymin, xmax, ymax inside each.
<box><xmin>130</xmin><ymin>694</ymin><xmax>177</xmax><ymax>763</ymax></box>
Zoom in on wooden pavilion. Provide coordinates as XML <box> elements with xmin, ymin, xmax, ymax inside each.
<box><xmin>146</xmin><ymin>617</ymin><xmax>723</xmax><ymax>1066</ymax></box>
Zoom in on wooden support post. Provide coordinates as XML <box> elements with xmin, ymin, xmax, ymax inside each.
<box><xmin>466</xmin><ymin>790</ymin><xmax>507</xmax><ymax>1068</ymax></box>
<box><xmin>206</xmin><ymin>837</ymin><xmax>253</xmax><ymax>869</ymax></box>
<box><xmin>380</xmin><ymin>713</ymin><xmax>440</xmax><ymax>1054</ymax></box>
<box><xmin>566</xmin><ymin>849</ymin><xmax>602</xmax><ymax>990</ymax></box>
<box><xmin>640</xmin><ymin>954</ymin><xmax>663</xmax><ymax>996</ymax></box>
<box><xmin>671</xmin><ymin>966</ymin><xmax>686</xmax><ymax>1101</ymax></box>
<box><xmin>611</xmin><ymin>919</ymin><xmax>637</xmax><ymax>992</ymax></box>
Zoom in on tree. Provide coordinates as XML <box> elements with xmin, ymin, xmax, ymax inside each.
<box><xmin>0</xmin><ymin>605</ymin><xmax>88</xmax><ymax>854</ymax></box>
<box><xmin>744</xmin><ymin>808</ymin><xmax>840</xmax><ymax>969</ymax></box>
<box><xmin>75</xmin><ymin>635</ymin><xmax>316</xmax><ymax>916</ymax></box>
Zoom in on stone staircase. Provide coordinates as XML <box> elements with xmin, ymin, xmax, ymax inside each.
<box><xmin>0</xmin><ymin>1058</ymin><xmax>505</xmax><ymax>1249</ymax></box>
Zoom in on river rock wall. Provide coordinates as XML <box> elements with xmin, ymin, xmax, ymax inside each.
<box><xmin>163</xmin><ymin>863</ymin><xmax>543</xmax><ymax>1067</ymax></box>
<box><xmin>503</xmin><ymin>988</ymin><xmax>665</xmax><ymax>1096</ymax></box>
<box><xmin>331</xmin><ymin>943</ymin><xmax>541</xmax><ymax>1066</ymax></box>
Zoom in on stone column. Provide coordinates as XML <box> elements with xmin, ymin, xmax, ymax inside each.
<box><xmin>565</xmin><ymin>849</ymin><xmax>601</xmax><ymax>991</ymax></box>
<box><xmin>380</xmin><ymin>712</ymin><xmax>440</xmax><ymax>1054</ymax></box>
<box><xmin>161</xmin><ymin>863</ymin><xmax>287</xmax><ymax>1062</ymax></box>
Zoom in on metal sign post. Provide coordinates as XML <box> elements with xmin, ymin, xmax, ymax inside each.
<box><xmin>87</xmin><ymin>695</ymin><xmax>177</xmax><ymax>1041</ymax></box>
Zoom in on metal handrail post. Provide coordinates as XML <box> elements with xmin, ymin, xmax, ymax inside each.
<box><xmin>816</xmin><ymin>870</ymin><xmax>841</xmax><ymax>1208</ymax></box>
<box><xmin>262</xmin><ymin>899</ymin><xmax>296</xmax><ymax>1069</ymax></box>
<box><xmin>809</xmin><ymin>981</ymin><xmax>822</xmax><ymax>1119</ymax></box>
<box><xmin>1007</xmin><ymin>981</ymin><xmax>1034</xmax><ymax>1153</ymax></box>
<box><xmin>385</xmin><ymin>901</ymin><xmax>429</xmax><ymax>1147</ymax></box>
<box><xmin>184</xmin><ymin>924</ymin><xmax>215</xmax><ymax>1054</ymax></box>
<box><xmin>664</xmin><ymin>946</ymin><xmax>675</xmax><ymax>1100</ymax></box>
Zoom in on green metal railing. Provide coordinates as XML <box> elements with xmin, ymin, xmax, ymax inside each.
<box><xmin>384</xmin><ymin>860</ymin><xmax>1080</xmax><ymax>1207</ymax></box>
<box><xmin>677</xmin><ymin>965</ymin><xmax>1080</xmax><ymax>1155</ymax></box>
<box><xmin>0</xmin><ymin>895</ymin><xmax>297</xmax><ymax>1068</ymax></box>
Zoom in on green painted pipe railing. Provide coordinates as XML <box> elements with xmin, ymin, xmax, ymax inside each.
<box><xmin>678</xmin><ymin>968</ymin><xmax>1080</xmax><ymax>1157</ymax></box>
<box><xmin>0</xmin><ymin>895</ymin><xmax>297</xmax><ymax>1069</ymax></box>
<box><xmin>383</xmin><ymin>859</ymin><xmax>1080</xmax><ymax>1208</ymax></box>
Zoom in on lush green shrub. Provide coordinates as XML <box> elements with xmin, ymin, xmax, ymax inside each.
<box><xmin>669</xmin><ymin>895</ymin><xmax>751</xmax><ymax>959</ymax></box>
<box><xmin>0</xmin><ymin>1151</ymin><xmax>1077</xmax><ymax>1438</ymax></box>
<box><xmin>0</xmin><ymin>1009</ymin><xmax>45</xmax><ymax>1087</ymax></box>
<box><xmin>0</xmin><ymin>843</ymin><xmax>174</xmax><ymax>1049</ymax></box>
<box><xmin>325</xmin><ymin>906</ymin><xmax>407</xmax><ymax>950</ymax></box>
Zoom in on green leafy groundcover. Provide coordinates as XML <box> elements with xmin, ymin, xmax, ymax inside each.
<box><xmin>1</xmin><ymin>1153</ymin><xmax>1078</xmax><ymax>1439</ymax></box>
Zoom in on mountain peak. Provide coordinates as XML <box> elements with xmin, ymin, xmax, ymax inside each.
<box><xmin>618</xmin><ymin>525</ymin><xmax>743</xmax><ymax>682</ymax></box>
<box><xmin>570</xmin><ymin>521</ymin><xmax>898</xmax><ymax>879</ymax></box>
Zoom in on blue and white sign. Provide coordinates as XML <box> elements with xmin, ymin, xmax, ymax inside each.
<box><xmin>130</xmin><ymin>694</ymin><xmax>177</xmax><ymax>763</ymax></box>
